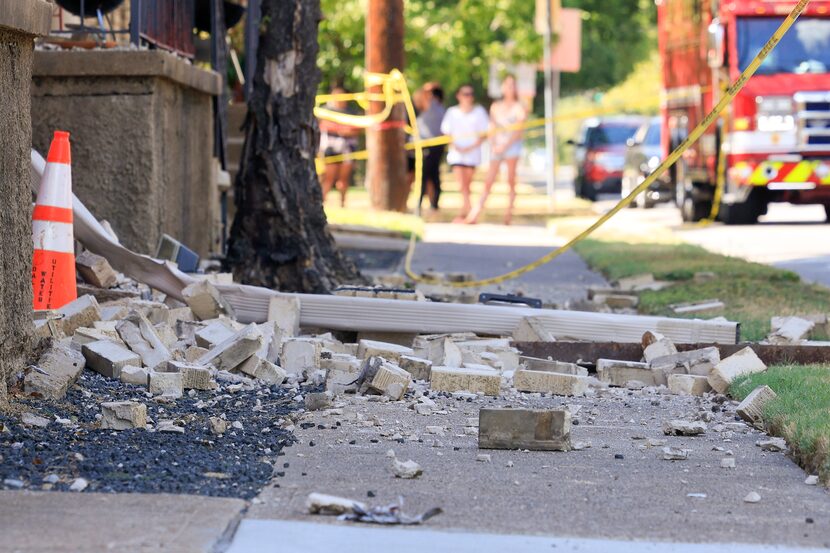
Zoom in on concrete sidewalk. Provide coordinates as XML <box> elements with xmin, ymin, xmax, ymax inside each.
<box><xmin>244</xmin><ymin>390</ymin><xmax>830</xmax><ymax>548</ymax></box>
<box><xmin>0</xmin><ymin>491</ymin><xmax>245</xmax><ymax>553</ymax></box>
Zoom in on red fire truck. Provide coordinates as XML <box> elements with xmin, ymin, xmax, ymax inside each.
<box><xmin>657</xmin><ymin>0</ymin><xmax>830</xmax><ymax>223</ymax></box>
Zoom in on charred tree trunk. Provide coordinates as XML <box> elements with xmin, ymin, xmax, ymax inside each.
<box><xmin>225</xmin><ymin>0</ymin><xmax>362</xmax><ymax>292</ymax></box>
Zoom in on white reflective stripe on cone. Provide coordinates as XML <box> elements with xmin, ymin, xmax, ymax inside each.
<box><xmin>32</xmin><ymin>220</ymin><xmax>74</xmax><ymax>253</ymax></box>
<box><xmin>36</xmin><ymin>163</ymin><xmax>73</xmax><ymax>209</ymax></box>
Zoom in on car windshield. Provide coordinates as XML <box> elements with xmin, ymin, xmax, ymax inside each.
<box><xmin>738</xmin><ymin>17</ymin><xmax>830</xmax><ymax>75</ymax></box>
<box><xmin>643</xmin><ymin>122</ymin><xmax>661</xmax><ymax>146</ymax></box>
<box><xmin>585</xmin><ymin>124</ymin><xmax>639</xmax><ymax>147</ymax></box>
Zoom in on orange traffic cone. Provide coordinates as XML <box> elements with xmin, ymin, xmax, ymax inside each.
<box><xmin>32</xmin><ymin>130</ymin><xmax>77</xmax><ymax>310</ymax></box>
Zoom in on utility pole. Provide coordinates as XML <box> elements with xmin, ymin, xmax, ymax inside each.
<box><xmin>542</xmin><ymin>0</ymin><xmax>560</xmax><ymax>209</ymax></box>
<box><xmin>365</xmin><ymin>0</ymin><xmax>407</xmax><ymax>212</ymax></box>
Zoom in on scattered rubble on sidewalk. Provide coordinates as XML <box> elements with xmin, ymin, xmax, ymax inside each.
<box><xmin>7</xmin><ymin>252</ymin><xmax>820</xmax><ymax>506</ymax></box>
<box><xmin>736</xmin><ymin>385</ymin><xmax>777</xmax><ymax>428</ymax></box>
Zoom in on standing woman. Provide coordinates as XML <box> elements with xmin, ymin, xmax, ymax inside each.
<box><xmin>465</xmin><ymin>75</ymin><xmax>527</xmax><ymax>225</ymax></box>
<box><xmin>440</xmin><ymin>84</ymin><xmax>489</xmax><ymax>222</ymax></box>
<box><xmin>318</xmin><ymin>86</ymin><xmax>361</xmax><ymax>207</ymax></box>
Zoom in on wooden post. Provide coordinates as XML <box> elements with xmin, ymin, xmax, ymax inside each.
<box><xmin>365</xmin><ymin>0</ymin><xmax>407</xmax><ymax>212</ymax></box>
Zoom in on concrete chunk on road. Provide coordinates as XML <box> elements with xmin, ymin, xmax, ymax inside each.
<box><xmin>368</xmin><ymin>361</ymin><xmax>411</xmax><ymax>400</ymax></box>
<box><xmin>512</xmin><ymin>316</ymin><xmax>556</xmax><ymax>342</ymax></box>
<box><xmin>24</xmin><ymin>341</ymin><xmax>85</xmax><ymax>399</ymax></box>
<box><xmin>767</xmin><ymin>316</ymin><xmax>814</xmax><ymax>345</ymax></box>
<box><xmin>236</xmin><ymin>355</ymin><xmax>286</xmax><ymax>385</ymax></box>
<box><xmin>58</xmin><ymin>295</ymin><xmax>102</xmax><ymax>336</ymax></box>
<box><xmin>399</xmin><ymin>355</ymin><xmax>432</xmax><ymax>380</ymax></box>
<box><xmin>307</xmin><ymin>493</ymin><xmax>366</xmax><ymax>515</ymax></box>
<box><xmin>513</xmin><ymin>369</ymin><xmax>588</xmax><ymax>396</ymax></box>
<box><xmin>197</xmin><ymin>324</ymin><xmax>263</xmax><ymax>372</ymax></box>
<box><xmin>357</xmin><ymin>339</ymin><xmax>414</xmax><ymax>363</ymax></box>
<box><xmin>597</xmin><ymin>359</ymin><xmax>663</xmax><ymax>387</ymax></box>
<box><xmin>667</xmin><ymin>374</ymin><xmax>712</xmax><ymax>396</ymax></box>
<box><xmin>479</xmin><ymin>408</ymin><xmax>571</xmax><ymax>451</ymax></box>
<box><xmin>520</xmin><ymin>357</ymin><xmax>587</xmax><ymax>376</ymax></box>
<box><xmin>82</xmin><ymin>340</ymin><xmax>141</xmax><ymax>379</ymax></box>
<box><xmin>707</xmin><ymin>346</ymin><xmax>766</xmax><ymax>394</ymax></box>
<box><xmin>166</xmin><ymin>360</ymin><xmax>214</xmax><ymax>390</ymax></box>
<box><xmin>650</xmin><ymin>347</ymin><xmax>720</xmax><ymax>377</ymax></box>
<box><xmin>267</xmin><ymin>295</ymin><xmax>301</xmax><ymax>337</ymax></box>
<box><xmin>182</xmin><ymin>279</ymin><xmax>236</xmax><ymax>321</ymax></box>
<box><xmin>195</xmin><ymin>321</ymin><xmax>236</xmax><ymax>349</ymax></box>
<box><xmin>324</xmin><ymin>354</ymin><xmax>362</xmax><ymax>394</ymax></box>
<box><xmin>100</xmin><ymin>401</ymin><xmax>147</xmax><ymax>430</ymax></box>
<box><xmin>641</xmin><ymin>331</ymin><xmax>678</xmax><ymax>363</ymax></box>
<box><xmin>280</xmin><ymin>338</ymin><xmax>322</xmax><ymax>375</ymax></box>
<box><xmin>119</xmin><ymin>365</ymin><xmax>150</xmax><ymax>387</ymax></box>
<box><xmin>75</xmin><ymin>250</ymin><xmax>118</xmax><ymax>289</ymax></box>
<box><xmin>736</xmin><ymin>385</ymin><xmax>777</xmax><ymax>427</ymax></box>
<box><xmin>148</xmin><ymin>370</ymin><xmax>183</xmax><ymax>398</ymax></box>
<box><xmin>430</xmin><ymin>366</ymin><xmax>501</xmax><ymax>396</ymax></box>
<box><xmin>662</xmin><ymin>419</ymin><xmax>707</xmax><ymax>436</ymax></box>
<box><xmin>116</xmin><ymin>311</ymin><xmax>172</xmax><ymax>370</ymax></box>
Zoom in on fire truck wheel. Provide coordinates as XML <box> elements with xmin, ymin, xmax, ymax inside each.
<box><xmin>720</xmin><ymin>195</ymin><xmax>762</xmax><ymax>225</ymax></box>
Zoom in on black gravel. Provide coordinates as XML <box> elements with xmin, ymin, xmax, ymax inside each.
<box><xmin>0</xmin><ymin>370</ymin><xmax>299</xmax><ymax>499</ymax></box>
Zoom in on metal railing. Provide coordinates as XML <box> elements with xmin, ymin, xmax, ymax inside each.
<box><xmin>52</xmin><ymin>0</ymin><xmax>197</xmax><ymax>58</ymax></box>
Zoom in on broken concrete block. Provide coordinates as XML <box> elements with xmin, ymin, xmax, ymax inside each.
<box><xmin>99</xmin><ymin>304</ymin><xmax>129</xmax><ymax>322</ymax></box>
<box><xmin>366</xmin><ymin>360</ymin><xmax>411</xmax><ymax>400</ymax></box>
<box><xmin>514</xmin><ymin>370</ymin><xmax>588</xmax><ymax>396</ymax></box>
<box><xmin>153</xmin><ymin>323</ymin><xmax>178</xmax><ymax>349</ymax></box>
<box><xmin>662</xmin><ymin>419</ymin><xmax>706</xmax><ymax>436</ymax></box>
<box><xmin>597</xmin><ymin>359</ymin><xmax>663</xmax><ymax>387</ymax></box>
<box><xmin>512</xmin><ymin>317</ymin><xmax>556</xmax><ymax>342</ymax></box>
<box><xmin>479</xmin><ymin>408</ymin><xmax>571</xmax><ymax>451</ymax></box>
<box><xmin>100</xmin><ymin>401</ymin><xmax>147</xmax><ymax>430</ymax></box>
<box><xmin>267</xmin><ymin>295</ymin><xmax>301</xmax><ymax>337</ymax></box>
<box><xmin>33</xmin><ymin>310</ymin><xmax>65</xmax><ymax>340</ymax></box>
<box><xmin>75</xmin><ymin>251</ymin><xmax>118</xmax><ymax>289</ymax></box>
<box><xmin>667</xmin><ymin>374</ymin><xmax>712</xmax><ymax>396</ymax></box>
<box><xmin>324</xmin><ymin>354</ymin><xmax>362</xmax><ymax>394</ymax></box>
<box><xmin>236</xmin><ymin>355</ymin><xmax>286</xmax><ymax>385</ymax></box>
<box><xmin>662</xmin><ymin>446</ymin><xmax>690</xmax><ymax>460</ymax></box>
<box><xmin>430</xmin><ymin>366</ymin><xmax>501</xmax><ymax>396</ymax></box>
<box><xmin>195</xmin><ymin>320</ymin><xmax>236</xmax><ymax>349</ymax></box>
<box><xmin>93</xmin><ymin>320</ymin><xmax>118</xmax><ymax>333</ymax></box>
<box><xmin>519</xmin><ymin>357</ymin><xmax>587</xmax><ymax>376</ymax></box>
<box><xmin>411</xmin><ymin>332</ymin><xmax>476</xmax><ymax>364</ymax></box>
<box><xmin>119</xmin><ymin>365</ymin><xmax>150</xmax><ymax>387</ymax></box>
<box><xmin>305</xmin><ymin>391</ymin><xmax>333</xmax><ymax>411</ymax></box>
<box><xmin>399</xmin><ymin>355</ymin><xmax>432</xmax><ymax>381</ymax></box>
<box><xmin>357</xmin><ymin>339</ymin><xmax>414</xmax><ymax>363</ymax></box>
<box><xmin>116</xmin><ymin>311</ymin><xmax>172</xmax><ymax>370</ymax></box>
<box><xmin>707</xmin><ymin>347</ymin><xmax>767</xmax><ymax>395</ymax></box>
<box><xmin>165</xmin><ymin>306</ymin><xmax>195</xmax><ymax>326</ymax></box>
<box><xmin>767</xmin><ymin>316</ymin><xmax>814</xmax><ymax>345</ymax></box>
<box><xmin>24</xmin><ymin>341</ymin><xmax>85</xmax><ymax>399</ymax></box>
<box><xmin>166</xmin><ymin>360</ymin><xmax>213</xmax><ymax>390</ymax></box>
<box><xmin>642</xmin><ymin>331</ymin><xmax>678</xmax><ymax>363</ymax></box>
<box><xmin>82</xmin><ymin>340</ymin><xmax>141</xmax><ymax>379</ymax></box>
<box><xmin>280</xmin><ymin>338</ymin><xmax>321</xmax><ymax>375</ymax></box>
<box><xmin>58</xmin><ymin>295</ymin><xmax>102</xmax><ymax>336</ymax></box>
<box><xmin>650</xmin><ymin>347</ymin><xmax>721</xmax><ymax>378</ymax></box>
<box><xmin>197</xmin><ymin>324</ymin><xmax>263</xmax><ymax>372</ymax></box>
<box><xmin>184</xmin><ymin>346</ymin><xmax>208</xmax><ymax>363</ymax></box>
<box><xmin>736</xmin><ymin>385</ymin><xmax>777</xmax><ymax>427</ymax></box>
<box><xmin>148</xmin><ymin>370</ymin><xmax>183</xmax><ymax>398</ymax></box>
<box><xmin>307</xmin><ymin>493</ymin><xmax>366</xmax><ymax>515</ymax></box>
<box><xmin>181</xmin><ymin>280</ymin><xmax>235</xmax><ymax>321</ymax></box>
<box><xmin>757</xmin><ymin>437</ymin><xmax>787</xmax><ymax>452</ymax></box>
<box><xmin>391</xmin><ymin>457</ymin><xmax>422</xmax><ymax>479</ymax></box>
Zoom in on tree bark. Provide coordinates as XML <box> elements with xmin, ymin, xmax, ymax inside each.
<box><xmin>365</xmin><ymin>0</ymin><xmax>407</xmax><ymax>211</ymax></box>
<box><xmin>225</xmin><ymin>0</ymin><xmax>363</xmax><ymax>293</ymax></box>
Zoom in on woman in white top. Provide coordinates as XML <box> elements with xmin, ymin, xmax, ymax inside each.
<box><xmin>465</xmin><ymin>75</ymin><xmax>527</xmax><ymax>225</ymax></box>
<box><xmin>440</xmin><ymin>84</ymin><xmax>489</xmax><ymax>222</ymax></box>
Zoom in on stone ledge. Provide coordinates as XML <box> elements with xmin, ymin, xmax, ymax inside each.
<box><xmin>33</xmin><ymin>50</ymin><xmax>222</xmax><ymax>96</ymax></box>
<box><xmin>0</xmin><ymin>0</ymin><xmax>52</xmax><ymax>37</ymax></box>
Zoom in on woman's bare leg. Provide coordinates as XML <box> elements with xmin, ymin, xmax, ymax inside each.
<box><xmin>503</xmin><ymin>157</ymin><xmax>519</xmax><ymax>225</ymax></box>
<box><xmin>453</xmin><ymin>166</ymin><xmax>474</xmax><ymax>222</ymax></box>
<box><xmin>336</xmin><ymin>162</ymin><xmax>353</xmax><ymax>207</ymax></box>
<box><xmin>322</xmin><ymin>163</ymin><xmax>339</xmax><ymax>202</ymax></box>
<box><xmin>466</xmin><ymin>159</ymin><xmax>501</xmax><ymax>224</ymax></box>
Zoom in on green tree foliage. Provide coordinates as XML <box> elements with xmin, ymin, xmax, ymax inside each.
<box><xmin>560</xmin><ymin>0</ymin><xmax>656</xmax><ymax>95</ymax></box>
<box><xmin>318</xmin><ymin>0</ymin><xmax>655</xmax><ymax>102</ymax></box>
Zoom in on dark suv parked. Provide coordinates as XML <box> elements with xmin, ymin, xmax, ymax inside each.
<box><xmin>571</xmin><ymin>116</ymin><xmax>645</xmax><ymax>201</ymax></box>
